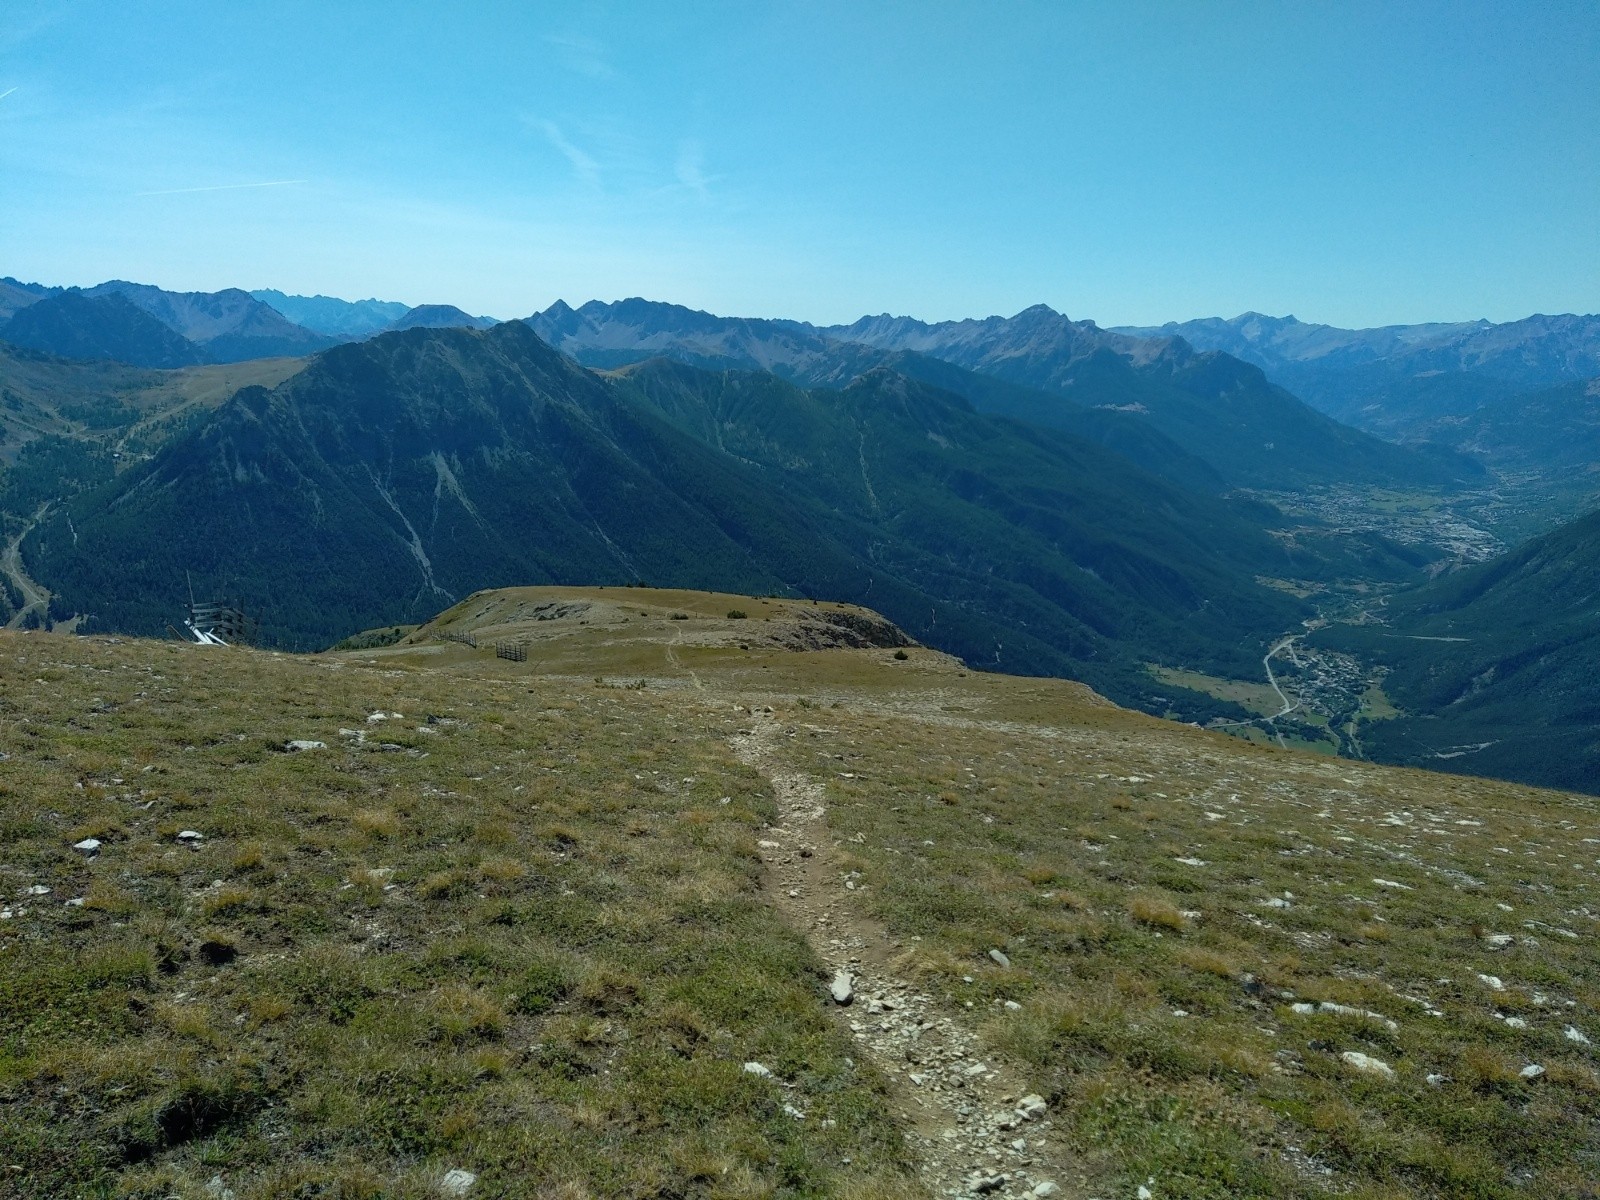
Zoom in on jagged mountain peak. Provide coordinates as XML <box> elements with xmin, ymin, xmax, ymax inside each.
<box><xmin>1010</xmin><ymin>302</ymin><xmax>1069</xmax><ymax>321</ymax></box>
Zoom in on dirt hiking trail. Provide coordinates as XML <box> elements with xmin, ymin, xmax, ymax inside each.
<box><xmin>730</xmin><ymin>707</ymin><xmax>1078</xmax><ymax>1200</ymax></box>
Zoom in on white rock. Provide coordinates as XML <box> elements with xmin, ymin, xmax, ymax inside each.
<box><xmin>1520</xmin><ymin>1064</ymin><xmax>1546</xmax><ymax>1080</ymax></box>
<box><xmin>830</xmin><ymin>970</ymin><xmax>854</xmax><ymax>1005</ymax></box>
<box><xmin>1138</xmin><ymin>1187</ymin><xmax>1154</xmax><ymax>1200</ymax></box>
<box><xmin>757</xmin><ymin>840</ymin><xmax>782</xmax><ymax>849</ymax></box>
<box><xmin>439</xmin><ymin>1168</ymin><xmax>476</xmax><ymax>1196</ymax></box>
<box><xmin>989</xmin><ymin>948</ymin><xmax>1011</xmax><ymax>968</ymax></box>
<box><xmin>72</xmin><ymin>838</ymin><xmax>101</xmax><ymax>854</ymax></box>
<box><xmin>285</xmin><ymin>740</ymin><xmax>326</xmax><ymax>752</ymax></box>
<box><xmin>1004</xmin><ymin>1000</ymin><xmax>1022</xmax><ymax>1011</ymax></box>
<box><xmin>1340</xmin><ymin>1051</ymin><xmax>1394</xmax><ymax>1078</ymax></box>
<box><xmin>1426</xmin><ymin>1073</ymin><xmax>1450</xmax><ymax>1086</ymax></box>
<box><xmin>782</xmin><ymin>1103</ymin><xmax>806</xmax><ymax>1119</ymax></box>
<box><xmin>1264</xmin><ymin>897</ymin><xmax>1291</xmax><ymax>908</ymax></box>
<box><xmin>1016</xmin><ymin>1094</ymin><xmax>1047</xmax><ymax>1120</ymax></box>
<box><xmin>1031</xmin><ymin>1183</ymin><xmax>1059</xmax><ymax>1197</ymax></box>
<box><xmin>1174</xmin><ymin>856</ymin><xmax>1207</xmax><ymax>867</ymax></box>
<box><xmin>25</xmin><ymin>885</ymin><xmax>50</xmax><ymax>896</ymax></box>
<box><xmin>1478</xmin><ymin>974</ymin><xmax>1505</xmax><ymax>991</ymax></box>
<box><xmin>64</xmin><ymin>897</ymin><xmax>86</xmax><ymax>907</ymax></box>
<box><xmin>1503</xmin><ymin>1016</ymin><xmax>1528</xmax><ymax>1029</ymax></box>
<box><xmin>1372</xmin><ymin>878</ymin><xmax>1412</xmax><ymax>890</ymax></box>
<box><xmin>742</xmin><ymin>1061</ymin><xmax>773</xmax><ymax>1078</ymax></box>
<box><xmin>1565</xmin><ymin>1026</ymin><xmax>1591</xmax><ymax>1045</ymax></box>
<box><xmin>177</xmin><ymin>830</ymin><xmax>204</xmax><ymax>842</ymax></box>
<box><xmin>1290</xmin><ymin>1001</ymin><xmax>1398</xmax><ymax>1031</ymax></box>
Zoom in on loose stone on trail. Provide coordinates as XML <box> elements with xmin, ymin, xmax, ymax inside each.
<box><xmin>830</xmin><ymin>970</ymin><xmax>855</xmax><ymax>1005</ymax></box>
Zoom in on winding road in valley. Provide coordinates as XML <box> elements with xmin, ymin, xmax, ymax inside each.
<box><xmin>2</xmin><ymin>503</ymin><xmax>54</xmax><ymax>630</ymax></box>
<box><xmin>1260</xmin><ymin>634</ymin><xmax>1304</xmax><ymax>748</ymax></box>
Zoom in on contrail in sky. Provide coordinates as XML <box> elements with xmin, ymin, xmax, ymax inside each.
<box><xmin>0</xmin><ymin>87</ymin><xmax>18</xmax><ymax>101</ymax></box>
<box><xmin>134</xmin><ymin>179</ymin><xmax>307</xmax><ymax>196</ymax></box>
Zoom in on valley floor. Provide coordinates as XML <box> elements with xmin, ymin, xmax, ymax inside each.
<box><xmin>3</xmin><ymin>599</ymin><xmax>1599</xmax><ymax>1198</ymax></box>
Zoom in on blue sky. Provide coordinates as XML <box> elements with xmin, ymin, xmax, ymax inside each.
<box><xmin>1</xmin><ymin>1</ymin><xmax>1595</xmax><ymax>326</ymax></box>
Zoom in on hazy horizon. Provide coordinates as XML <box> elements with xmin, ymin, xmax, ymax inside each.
<box><xmin>2</xmin><ymin>1</ymin><xmax>1596</xmax><ymax>327</ymax></box>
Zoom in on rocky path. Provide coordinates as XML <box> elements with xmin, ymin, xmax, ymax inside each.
<box><xmin>730</xmin><ymin>708</ymin><xmax>1074</xmax><ymax>1200</ymax></box>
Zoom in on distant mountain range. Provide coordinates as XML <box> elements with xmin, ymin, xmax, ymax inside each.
<box><xmin>0</xmin><ymin>280</ymin><xmax>335</xmax><ymax>365</ymax></box>
<box><xmin>0</xmin><ymin>291</ymin><xmax>204</xmax><ymax>369</ymax></box>
<box><xmin>1113</xmin><ymin>311</ymin><xmax>1600</xmax><ymax>391</ymax></box>
<box><xmin>526</xmin><ymin>299</ymin><xmax>1481</xmax><ymax>492</ymax></box>
<box><xmin>7</xmin><ymin>280</ymin><xmax>1594</xmax><ymax>484</ymax></box>
<box><xmin>25</xmin><ymin>321</ymin><xmax>1432</xmax><ymax>717</ymax></box>
<box><xmin>0</xmin><ymin>278</ymin><xmax>496</xmax><ymax>367</ymax></box>
<box><xmin>5</xmin><ymin>277</ymin><xmax>1600</xmax><ymax>790</ymax></box>
<box><xmin>1112</xmin><ymin>311</ymin><xmax>1600</xmax><ymax>478</ymax></box>
<box><xmin>249</xmin><ymin>289</ymin><xmax>410</xmax><ymax>337</ymax></box>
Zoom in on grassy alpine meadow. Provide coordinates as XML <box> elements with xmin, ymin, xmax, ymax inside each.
<box><xmin>801</xmin><ymin>683</ymin><xmax>1600</xmax><ymax>1198</ymax></box>
<box><xmin>0</xmin><ymin>630</ymin><xmax>920</xmax><ymax>1199</ymax></box>
<box><xmin>5</xmin><ymin>591</ymin><xmax>1600</xmax><ymax>1200</ymax></box>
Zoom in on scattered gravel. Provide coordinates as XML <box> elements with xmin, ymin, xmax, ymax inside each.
<box><xmin>732</xmin><ymin>712</ymin><xmax>1072</xmax><ymax>1198</ymax></box>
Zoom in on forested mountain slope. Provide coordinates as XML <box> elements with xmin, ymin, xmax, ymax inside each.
<box><xmin>27</xmin><ymin>322</ymin><xmax>1353</xmax><ymax>716</ymax></box>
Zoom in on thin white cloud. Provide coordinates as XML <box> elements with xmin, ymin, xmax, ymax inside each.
<box><xmin>0</xmin><ymin>87</ymin><xmax>18</xmax><ymax>102</ymax></box>
<box><xmin>538</xmin><ymin>120</ymin><xmax>601</xmax><ymax>188</ymax></box>
<box><xmin>542</xmin><ymin>34</ymin><xmax>615</xmax><ymax>81</ymax></box>
<box><xmin>134</xmin><ymin>179</ymin><xmax>307</xmax><ymax>196</ymax></box>
<box><xmin>675</xmin><ymin>141</ymin><xmax>710</xmax><ymax>200</ymax></box>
